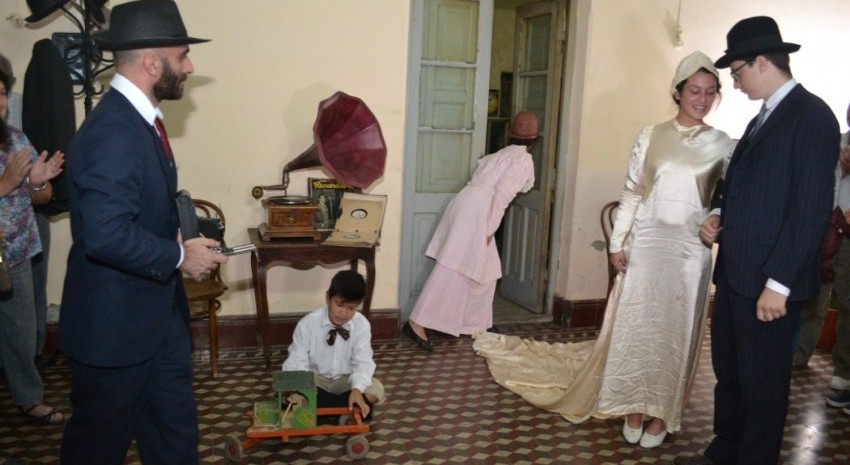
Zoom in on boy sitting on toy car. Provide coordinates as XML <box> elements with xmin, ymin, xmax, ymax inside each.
<box><xmin>282</xmin><ymin>270</ymin><xmax>385</xmax><ymax>420</ymax></box>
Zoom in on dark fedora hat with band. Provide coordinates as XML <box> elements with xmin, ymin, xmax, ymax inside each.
<box><xmin>92</xmin><ymin>0</ymin><xmax>209</xmax><ymax>51</ymax></box>
<box><xmin>25</xmin><ymin>0</ymin><xmax>68</xmax><ymax>23</ymax></box>
<box><xmin>715</xmin><ymin>16</ymin><xmax>800</xmax><ymax>68</ymax></box>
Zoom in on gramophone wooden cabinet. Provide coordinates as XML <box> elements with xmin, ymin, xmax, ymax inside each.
<box><xmin>247</xmin><ymin>228</ymin><xmax>376</xmax><ymax>370</ymax></box>
<box><xmin>259</xmin><ymin>200</ymin><xmax>321</xmax><ymax>241</ymax></box>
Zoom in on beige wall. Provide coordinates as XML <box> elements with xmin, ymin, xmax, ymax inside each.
<box><xmin>1</xmin><ymin>0</ymin><xmax>410</xmax><ymax>316</ymax></box>
<box><xmin>3</xmin><ymin>0</ymin><xmax>849</xmax><ymax>317</ymax></box>
<box><xmin>556</xmin><ymin>0</ymin><xmax>850</xmax><ymax>301</ymax></box>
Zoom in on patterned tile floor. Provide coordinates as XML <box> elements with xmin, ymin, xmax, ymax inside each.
<box><xmin>1</xmin><ymin>321</ymin><xmax>849</xmax><ymax>464</ymax></box>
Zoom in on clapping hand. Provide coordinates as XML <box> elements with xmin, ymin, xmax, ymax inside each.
<box><xmin>0</xmin><ymin>150</ymin><xmax>31</xmax><ymax>191</ymax></box>
<box><xmin>29</xmin><ymin>150</ymin><xmax>65</xmax><ymax>185</ymax></box>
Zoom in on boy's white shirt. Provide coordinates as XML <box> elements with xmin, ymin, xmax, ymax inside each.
<box><xmin>281</xmin><ymin>306</ymin><xmax>375</xmax><ymax>392</ymax></box>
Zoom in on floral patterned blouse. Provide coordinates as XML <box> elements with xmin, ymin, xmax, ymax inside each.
<box><xmin>0</xmin><ymin>126</ymin><xmax>42</xmax><ymax>266</ymax></box>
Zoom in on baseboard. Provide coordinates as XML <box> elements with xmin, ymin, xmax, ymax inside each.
<box><xmin>552</xmin><ymin>296</ymin><xmax>607</xmax><ymax>329</ymax></box>
<box><xmin>44</xmin><ymin>308</ymin><xmax>400</xmax><ymax>355</ymax></box>
<box><xmin>552</xmin><ymin>293</ymin><xmax>716</xmax><ymax>330</ymax></box>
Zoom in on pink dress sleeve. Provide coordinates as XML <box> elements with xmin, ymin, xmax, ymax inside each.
<box><xmin>481</xmin><ymin>147</ymin><xmax>535</xmax><ymax>235</ymax></box>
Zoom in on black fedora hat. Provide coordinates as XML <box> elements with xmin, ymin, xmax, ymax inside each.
<box><xmin>715</xmin><ymin>16</ymin><xmax>800</xmax><ymax>68</ymax></box>
<box><xmin>25</xmin><ymin>0</ymin><xmax>69</xmax><ymax>23</ymax></box>
<box><xmin>91</xmin><ymin>0</ymin><xmax>209</xmax><ymax>51</ymax></box>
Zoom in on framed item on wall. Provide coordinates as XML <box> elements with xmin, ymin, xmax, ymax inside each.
<box><xmin>499</xmin><ymin>72</ymin><xmax>513</xmax><ymax>118</ymax></box>
<box><xmin>488</xmin><ymin>89</ymin><xmax>499</xmax><ymax>117</ymax></box>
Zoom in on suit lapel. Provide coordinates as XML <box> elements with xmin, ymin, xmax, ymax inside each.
<box><xmin>109</xmin><ymin>90</ymin><xmax>179</xmax><ymax>196</ymax></box>
<box><xmin>744</xmin><ymin>84</ymin><xmax>804</xmax><ymax>151</ymax></box>
<box><xmin>727</xmin><ymin>117</ymin><xmax>758</xmax><ymax>174</ymax></box>
<box><xmin>146</xmin><ymin>122</ymin><xmax>178</xmax><ymax>194</ymax></box>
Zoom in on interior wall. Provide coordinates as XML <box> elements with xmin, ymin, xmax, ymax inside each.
<box><xmin>1</xmin><ymin>0</ymin><xmax>410</xmax><ymax>316</ymax></box>
<box><xmin>3</xmin><ymin>0</ymin><xmax>849</xmax><ymax>317</ymax></box>
<box><xmin>490</xmin><ymin>0</ymin><xmax>539</xmax><ymax>90</ymax></box>
<box><xmin>556</xmin><ymin>0</ymin><xmax>850</xmax><ymax>301</ymax></box>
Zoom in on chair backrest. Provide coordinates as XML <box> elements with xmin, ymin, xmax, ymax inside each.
<box><xmin>600</xmin><ymin>200</ymin><xmax>619</xmax><ymax>295</ymax></box>
<box><xmin>187</xmin><ymin>198</ymin><xmax>226</xmax><ymax>284</ymax></box>
<box><xmin>193</xmin><ymin>198</ymin><xmax>226</xmax><ymax>239</ymax></box>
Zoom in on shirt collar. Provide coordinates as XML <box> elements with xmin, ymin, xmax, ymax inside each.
<box><xmin>321</xmin><ymin>307</ymin><xmax>351</xmax><ymax>329</ymax></box>
<box><xmin>763</xmin><ymin>78</ymin><xmax>798</xmax><ymax>113</ymax></box>
<box><xmin>110</xmin><ymin>73</ymin><xmax>164</xmax><ymax>126</ymax></box>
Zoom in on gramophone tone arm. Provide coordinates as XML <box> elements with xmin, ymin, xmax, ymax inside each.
<box><xmin>251</xmin><ymin>184</ymin><xmax>288</xmax><ymax>199</ymax></box>
<box><xmin>251</xmin><ymin>168</ymin><xmax>293</xmax><ymax>199</ymax></box>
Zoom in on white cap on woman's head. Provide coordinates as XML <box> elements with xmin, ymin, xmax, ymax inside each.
<box><xmin>670</xmin><ymin>51</ymin><xmax>718</xmax><ymax>96</ymax></box>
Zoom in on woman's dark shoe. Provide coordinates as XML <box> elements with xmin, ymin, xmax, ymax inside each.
<box><xmin>20</xmin><ymin>404</ymin><xmax>65</xmax><ymax>425</ymax></box>
<box><xmin>403</xmin><ymin>322</ymin><xmax>433</xmax><ymax>352</ymax></box>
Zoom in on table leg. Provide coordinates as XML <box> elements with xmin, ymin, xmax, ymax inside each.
<box><xmin>251</xmin><ymin>251</ymin><xmax>272</xmax><ymax>371</ymax></box>
<box><xmin>364</xmin><ymin>254</ymin><xmax>375</xmax><ymax>318</ymax></box>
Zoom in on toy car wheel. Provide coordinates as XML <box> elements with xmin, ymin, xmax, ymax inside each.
<box><xmin>346</xmin><ymin>434</ymin><xmax>370</xmax><ymax>459</ymax></box>
<box><xmin>224</xmin><ymin>435</ymin><xmax>243</xmax><ymax>462</ymax></box>
<box><xmin>338</xmin><ymin>414</ymin><xmax>355</xmax><ymax>426</ymax></box>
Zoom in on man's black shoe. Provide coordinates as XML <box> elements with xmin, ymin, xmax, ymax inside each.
<box><xmin>673</xmin><ymin>454</ymin><xmax>714</xmax><ymax>465</ymax></box>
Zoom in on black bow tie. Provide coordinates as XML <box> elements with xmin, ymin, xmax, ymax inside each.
<box><xmin>327</xmin><ymin>325</ymin><xmax>350</xmax><ymax>346</ymax></box>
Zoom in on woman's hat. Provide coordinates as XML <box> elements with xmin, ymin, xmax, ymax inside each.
<box><xmin>91</xmin><ymin>0</ymin><xmax>210</xmax><ymax>51</ymax></box>
<box><xmin>714</xmin><ymin>16</ymin><xmax>799</xmax><ymax>69</ymax></box>
<box><xmin>24</xmin><ymin>0</ymin><xmax>68</xmax><ymax>23</ymax></box>
<box><xmin>670</xmin><ymin>51</ymin><xmax>718</xmax><ymax>96</ymax></box>
<box><xmin>509</xmin><ymin>111</ymin><xmax>539</xmax><ymax>139</ymax></box>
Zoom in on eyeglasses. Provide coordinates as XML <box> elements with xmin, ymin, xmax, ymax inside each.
<box><xmin>730</xmin><ymin>60</ymin><xmax>754</xmax><ymax>82</ymax></box>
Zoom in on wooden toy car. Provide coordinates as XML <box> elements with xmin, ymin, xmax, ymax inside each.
<box><xmin>223</xmin><ymin>371</ymin><xmax>370</xmax><ymax>461</ymax></box>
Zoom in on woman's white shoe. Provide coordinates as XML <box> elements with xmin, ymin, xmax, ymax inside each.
<box><xmin>622</xmin><ymin>418</ymin><xmax>643</xmax><ymax>444</ymax></box>
<box><xmin>639</xmin><ymin>429</ymin><xmax>667</xmax><ymax>448</ymax></box>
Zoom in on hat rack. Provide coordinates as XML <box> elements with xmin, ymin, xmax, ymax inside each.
<box><xmin>674</xmin><ymin>0</ymin><xmax>684</xmax><ymax>49</ymax></box>
<box><xmin>27</xmin><ymin>0</ymin><xmax>112</xmax><ymax>114</ymax></box>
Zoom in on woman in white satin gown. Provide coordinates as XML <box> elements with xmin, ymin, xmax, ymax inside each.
<box><xmin>473</xmin><ymin>51</ymin><xmax>736</xmax><ymax>449</ymax></box>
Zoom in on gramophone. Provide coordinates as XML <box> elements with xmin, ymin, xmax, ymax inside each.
<box><xmin>252</xmin><ymin>91</ymin><xmax>387</xmax><ymax>240</ymax></box>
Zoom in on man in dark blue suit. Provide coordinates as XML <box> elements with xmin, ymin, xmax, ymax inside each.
<box><xmin>675</xmin><ymin>17</ymin><xmax>839</xmax><ymax>465</ymax></box>
<box><xmin>58</xmin><ymin>1</ymin><xmax>227</xmax><ymax>464</ymax></box>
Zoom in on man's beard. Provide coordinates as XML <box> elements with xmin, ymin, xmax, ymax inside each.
<box><xmin>153</xmin><ymin>59</ymin><xmax>186</xmax><ymax>101</ymax></box>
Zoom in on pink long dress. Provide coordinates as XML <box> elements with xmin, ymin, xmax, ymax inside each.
<box><xmin>409</xmin><ymin>144</ymin><xmax>535</xmax><ymax>336</ymax></box>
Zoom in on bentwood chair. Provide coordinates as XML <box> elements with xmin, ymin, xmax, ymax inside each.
<box><xmin>182</xmin><ymin>199</ymin><xmax>228</xmax><ymax>377</ymax></box>
<box><xmin>600</xmin><ymin>200</ymin><xmax>620</xmax><ymax>296</ymax></box>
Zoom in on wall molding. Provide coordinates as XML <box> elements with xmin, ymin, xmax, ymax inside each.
<box><xmin>44</xmin><ymin>308</ymin><xmax>401</xmax><ymax>355</ymax></box>
<box><xmin>551</xmin><ymin>295</ymin><xmax>607</xmax><ymax>329</ymax></box>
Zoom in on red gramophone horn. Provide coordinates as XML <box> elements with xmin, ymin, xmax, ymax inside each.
<box><xmin>251</xmin><ymin>92</ymin><xmax>387</xmax><ymax>199</ymax></box>
<box><xmin>311</xmin><ymin>91</ymin><xmax>387</xmax><ymax>189</ymax></box>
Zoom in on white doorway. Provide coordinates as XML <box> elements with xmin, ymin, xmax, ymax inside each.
<box><xmin>399</xmin><ymin>0</ymin><xmax>567</xmax><ymax>323</ymax></box>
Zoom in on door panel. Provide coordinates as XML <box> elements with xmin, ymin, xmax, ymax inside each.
<box><xmin>416</xmin><ymin>132</ymin><xmax>472</xmax><ymax>193</ymax></box>
<box><xmin>498</xmin><ymin>0</ymin><xmax>564</xmax><ymax>313</ymax></box>
<box><xmin>502</xmin><ymin>202</ymin><xmax>540</xmax><ymax>284</ymax></box>
<box><xmin>412</xmin><ymin>213</ymin><xmax>440</xmax><ymax>290</ymax></box>
<box><xmin>399</xmin><ymin>0</ymin><xmax>494</xmax><ymax>318</ymax></box>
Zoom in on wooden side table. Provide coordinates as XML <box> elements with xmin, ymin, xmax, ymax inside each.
<box><xmin>248</xmin><ymin>228</ymin><xmax>376</xmax><ymax>370</ymax></box>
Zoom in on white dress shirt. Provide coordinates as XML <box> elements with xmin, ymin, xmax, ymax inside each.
<box><xmin>282</xmin><ymin>306</ymin><xmax>376</xmax><ymax>393</ymax></box>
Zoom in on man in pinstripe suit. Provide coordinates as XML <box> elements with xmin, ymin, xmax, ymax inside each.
<box><xmin>675</xmin><ymin>16</ymin><xmax>839</xmax><ymax>465</ymax></box>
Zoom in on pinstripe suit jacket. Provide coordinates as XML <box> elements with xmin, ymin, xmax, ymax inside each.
<box><xmin>715</xmin><ymin>84</ymin><xmax>839</xmax><ymax>301</ymax></box>
<box><xmin>59</xmin><ymin>89</ymin><xmax>189</xmax><ymax>367</ymax></box>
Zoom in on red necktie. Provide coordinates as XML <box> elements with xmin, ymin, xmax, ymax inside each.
<box><xmin>154</xmin><ymin>118</ymin><xmax>173</xmax><ymax>160</ymax></box>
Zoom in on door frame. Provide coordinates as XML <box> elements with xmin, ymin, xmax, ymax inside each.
<box><xmin>399</xmin><ymin>0</ymin><xmax>577</xmax><ymax>321</ymax></box>
<box><xmin>497</xmin><ymin>0</ymin><xmax>566</xmax><ymax>313</ymax></box>
<box><xmin>399</xmin><ymin>0</ymin><xmax>495</xmax><ymax>321</ymax></box>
